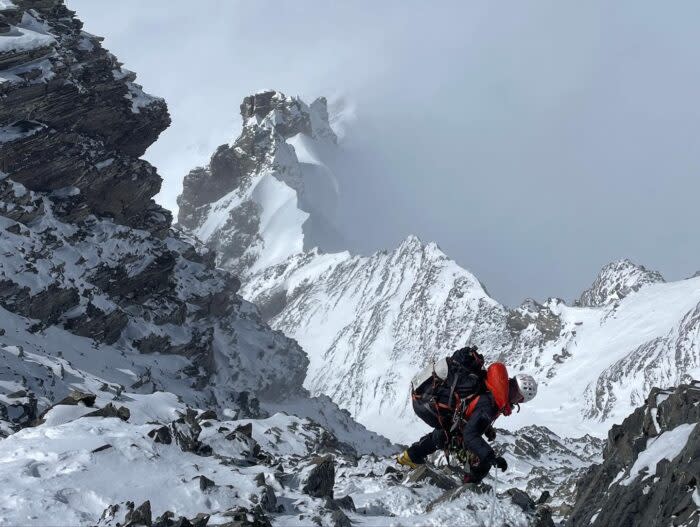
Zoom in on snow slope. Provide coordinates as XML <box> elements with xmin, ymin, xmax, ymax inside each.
<box><xmin>241</xmin><ymin>238</ymin><xmax>510</xmax><ymax>441</ymax></box>
<box><xmin>0</xmin><ymin>335</ymin><xmax>560</xmax><ymax>526</ymax></box>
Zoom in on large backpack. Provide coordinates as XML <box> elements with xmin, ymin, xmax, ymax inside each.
<box><xmin>411</xmin><ymin>346</ymin><xmax>486</xmax><ymax>427</ymax></box>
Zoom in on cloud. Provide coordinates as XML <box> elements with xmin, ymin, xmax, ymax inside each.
<box><xmin>68</xmin><ymin>0</ymin><xmax>700</xmax><ymax>305</ymax></box>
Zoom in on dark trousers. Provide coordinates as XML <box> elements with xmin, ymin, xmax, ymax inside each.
<box><xmin>407</xmin><ymin>399</ymin><xmax>450</xmax><ymax>463</ymax></box>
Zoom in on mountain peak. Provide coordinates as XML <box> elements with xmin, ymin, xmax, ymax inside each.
<box><xmin>239</xmin><ymin>90</ymin><xmax>336</xmax><ymax>143</ymax></box>
<box><xmin>178</xmin><ymin>91</ymin><xmax>342</xmax><ymax>276</ymax></box>
<box><xmin>577</xmin><ymin>258</ymin><xmax>665</xmax><ymax>307</ymax></box>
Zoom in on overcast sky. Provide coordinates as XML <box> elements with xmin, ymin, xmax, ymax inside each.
<box><xmin>68</xmin><ymin>0</ymin><xmax>700</xmax><ymax>306</ymax></box>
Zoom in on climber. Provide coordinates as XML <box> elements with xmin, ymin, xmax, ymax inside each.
<box><xmin>397</xmin><ymin>346</ymin><xmax>538</xmax><ymax>484</ymax></box>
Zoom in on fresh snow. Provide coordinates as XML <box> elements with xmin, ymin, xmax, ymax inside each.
<box><xmin>0</xmin><ymin>25</ymin><xmax>54</xmax><ymax>55</ymax></box>
<box><xmin>124</xmin><ymin>81</ymin><xmax>160</xmax><ymax>113</ymax></box>
<box><xmin>250</xmin><ymin>172</ymin><xmax>308</xmax><ymax>272</ymax></box>
<box><xmin>619</xmin><ymin>422</ymin><xmax>696</xmax><ymax>486</ymax></box>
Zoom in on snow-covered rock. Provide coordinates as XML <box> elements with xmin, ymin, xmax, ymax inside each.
<box><xmin>0</xmin><ymin>364</ymin><xmax>553</xmax><ymax>526</ymax></box>
<box><xmin>568</xmin><ymin>382</ymin><xmax>700</xmax><ymax>526</ymax></box>
<box><xmin>177</xmin><ymin>90</ymin><xmax>344</xmax><ymax>278</ymax></box>
<box><xmin>0</xmin><ymin>0</ymin><xmax>171</xmax><ymax>235</ymax></box>
<box><xmin>0</xmin><ymin>2</ymin><xmax>389</xmax><ymax>443</ymax></box>
<box><xmin>576</xmin><ymin>258</ymin><xmax>665</xmax><ymax>307</ymax></box>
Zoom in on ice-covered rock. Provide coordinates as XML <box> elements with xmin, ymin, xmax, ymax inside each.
<box><xmin>568</xmin><ymin>382</ymin><xmax>700</xmax><ymax>526</ymax></box>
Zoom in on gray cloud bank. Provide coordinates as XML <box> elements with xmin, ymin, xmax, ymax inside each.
<box><xmin>68</xmin><ymin>0</ymin><xmax>700</xmax><ymax>306</ymax></box>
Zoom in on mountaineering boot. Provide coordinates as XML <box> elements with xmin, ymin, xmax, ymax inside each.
<box><xmin>397</xmin><ymin>450</ymin><xmax>419</xmax><ymax>469</ymax></box>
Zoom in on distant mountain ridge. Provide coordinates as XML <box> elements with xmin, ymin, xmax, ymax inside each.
<box><xmin>179</xmin><ymin>91</ymin><xmax>700</xmax><ymax>443</ymax></box>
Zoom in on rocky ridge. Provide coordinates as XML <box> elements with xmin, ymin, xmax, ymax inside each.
<box><xmin>0</xmin><ymin>0</ymin><xmax>171</xmax><ymax>235</ymax></box>
<box><xmin>568</xmin><ymin>382</ymin><xmax>700</xmax><ymax>526</ymax></box>
<box><xmin>177</xmin><ymin>89</ymin><xmax>342</xmax><ymax>277</ymax></box>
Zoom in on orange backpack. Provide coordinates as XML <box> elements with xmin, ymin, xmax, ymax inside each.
<box><xmin>464</xmin><ymin>361</ymin><xmax>512</xmax><ymax>419</ymax></box>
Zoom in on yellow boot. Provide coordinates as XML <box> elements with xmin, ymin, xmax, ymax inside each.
<box><xmin>397</xmin><ymin>450</ymin><xmax>419</xmax><ymax>469</ymax></box>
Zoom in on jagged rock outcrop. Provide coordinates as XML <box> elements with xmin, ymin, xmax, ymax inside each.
<box><xmin>0</xmin><ymin>0</ymin><xmax>171</xmax><ymax>234</ymax></box>
<box><xmin>495</xmin><ymin>425</ymin><xmax>605</xmax><ymax>518</ymax></box>
<box><xmin>301</xmin><ymin>455</ymin><xmax>336</xmax><ymax>499</ymax></box>
<box><xmin>0</xmin><ymin>176</ymin><xmax>307</xmax><ymax>410</ymax></box>
<box><xmin>177</xmin><ymin>90</ymin><xmax>342</xmax><ymax>277</ymax></box>
<box><xmin>577</xmin><ymin>258</ymin><xmax>665</xmax><ymax>307</ymax></box>
<box><xmin>568</xmin><ymin>382</ymin><xmax>700</xmax><ymax>526</ymax></box>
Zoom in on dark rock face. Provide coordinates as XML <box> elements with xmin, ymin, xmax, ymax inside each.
<box><xmin>507</xmin><ymin>298</ymin><xmax>562</xmax><ymax>342</ymax></box>
<box><xmin>99</xmin><ymin>501</ymin><xmax>210</xmax><ymax>527</ymax></box>
<box><xmin>84</xmin><ymin>403</ymin><xmax>130</xmax><ymax>421</ymax></box>
<box><xmin>0</xmin><ymin>388</ymin><xmax>38</xmax><ymax>433</ymax></box>
<box><xmin>329</xmin><ymin>509</ymin><xmax>351</xmax><ymax>527</ymax></box>
<box><xmin>125</xmin><ymin>500</ymin><xmax>153</xmax><ymax>527</ymax></box>
<box><xmin>56</xmin><ymin>390</ymin><xmax>96</xmax><ymax>407</ymax></box>
<box><xmin>148</xmin><ymin>426</ymin><xmax>173</xmax><ymax>445</ymax></box>
<box><xmin>0</xmin><ymin>0</ymin><xmax>171</xmax><ymax>234</ymax></box>
<box><xmin>239</xmin><ymin>91</ymin><xmax>335</xmax><ymax>142</ymax></box>
<box><xmin>0</xmin><ymin>280</ymin><xmax>79</xmax><ymax>326</ymax></box>
<box><xmin>63</xmin><ymin>302</ymin><xmax>129</xmax><ymax>344</ymax></box>
<box><xmin>301</xmin><ymin>455</ymin><xmax>336</xmax><ymax>499</ymax></box>
<box><xmin>567</xmin><ymin>382</ymin><xmax>700</xmax><ymax>526</ymax></box>
<box><xmin>171</xmin><ymin>409</ymin><xmax>212</xmax><ymax>456</ymax></box>
<box><xmin>406</xmin><ymin>465</ymin><xmax>459</xmax><ymax>491</ymax></box>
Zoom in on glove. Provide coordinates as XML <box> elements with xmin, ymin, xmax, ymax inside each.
<box><xmin>484</xmin><ymin>425</ymin><xmax>496</xmax><ymax>442</ymax></box>
<box><xmin>494</xmin><ymin>456</ymin><xmax>508</xmax><ymax>472</ymax></box>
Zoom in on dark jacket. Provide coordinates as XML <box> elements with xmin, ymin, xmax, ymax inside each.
<box><xmin>462</xmin><ymin>391</ymin><xmax>499</xmax><ymax>479</ymax></box>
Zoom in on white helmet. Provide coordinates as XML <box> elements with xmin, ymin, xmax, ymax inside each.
<box><xmin>514</xmin><ymin>374</ymin><xmax>538</xmax><ymax>403</ymax></box>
